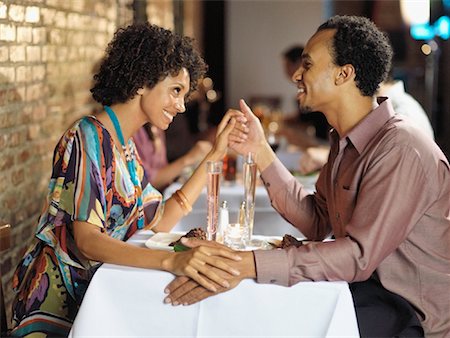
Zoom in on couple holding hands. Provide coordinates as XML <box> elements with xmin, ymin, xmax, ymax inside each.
<box><xmin>11</xmin><ymin>16</ymin><xmax>449</xmax><ymax>338</ymax></box>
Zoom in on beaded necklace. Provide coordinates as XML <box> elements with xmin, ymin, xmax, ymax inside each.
<box><xmin>104</xmin><ymin>105</ymin><xmax>144</xmax><ymax>229</ymax></box>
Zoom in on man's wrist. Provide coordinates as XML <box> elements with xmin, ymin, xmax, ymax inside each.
<box><xmin>238</xmin><ymin>251</ymin><xmax>257</xmax><ymax>279</ymax></box>
<box><xmin>256</xmin><ymin>142</ymin><xmax>276</xmax><ymax>172</ymax></box>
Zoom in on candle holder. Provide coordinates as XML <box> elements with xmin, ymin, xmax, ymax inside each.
<box><xmin>224</xmin><ymin>223</ymin><xmax>248</xmax><ymax>250</ymax></box>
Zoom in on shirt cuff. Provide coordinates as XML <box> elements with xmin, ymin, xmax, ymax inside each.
<box><xmin>260</xmin><ymin>158</ymin><xmax>295</xmax><ymax>195</ymax></box>
<box><xmin>253</xmin><ymin>249</ymin><xmax>290</xmax><ymax>286</ymax></box>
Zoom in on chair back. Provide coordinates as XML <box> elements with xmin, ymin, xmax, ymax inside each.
<box><xmin>0</xmin><ymin>222</ymin><xmax>11</xmax><ymax>336</ymax></box>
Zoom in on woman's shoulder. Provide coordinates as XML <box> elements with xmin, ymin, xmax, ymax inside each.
<box><xmin>58</xmin><ymin>116</ymin><xmax>101</xmax><ymax>139</ymax></box>
<box><xmin>56</xmin><ymin>115</ymin><xmax>113</xmax><ymax>160</ymax></box>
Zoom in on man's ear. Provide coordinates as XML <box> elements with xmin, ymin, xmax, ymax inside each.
<box><xmin>335</xmin><ymin>64</ymin><xmax>355</xmax><ymax>85</ymax></box>
<box><xmin>137</xmin><ymin>87</ymin><xmax>145</xmax><ymax>96</ymax></box>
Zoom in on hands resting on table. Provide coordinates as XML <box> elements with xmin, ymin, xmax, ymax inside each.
<box><xmin>164</xmin><ymin>238</ymin><xmax>256</xmax><ymax>305</ymax></box>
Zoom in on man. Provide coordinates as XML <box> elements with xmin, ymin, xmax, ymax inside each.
<box><xmin>165</xmin><ymin>15</ymin><xmax>450</xmax><ymax>337</ymax></box>
<box><xmin>299</xmin><ymin>68</ymin><xmax>436</xmax><ymax>174</ymax></box>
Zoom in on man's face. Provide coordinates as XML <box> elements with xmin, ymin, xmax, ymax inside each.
<box><xmin>292</xmin><ymin>29</ymin><xmax>339</xmax><ymax>114</ymax></box>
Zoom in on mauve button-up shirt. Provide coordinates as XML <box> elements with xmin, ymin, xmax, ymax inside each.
<box><xmin>254</xmin><ymin>98</ymin><xmax>450</xmax><ymax>337</ymax></box>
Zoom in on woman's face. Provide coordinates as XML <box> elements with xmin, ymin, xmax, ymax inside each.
<box><xmin>140</xmin><ymin>68</ymin><xmax>190</xmax><ymax>130</ymax></box>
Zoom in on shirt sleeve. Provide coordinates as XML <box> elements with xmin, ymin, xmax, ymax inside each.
<box><xmin>259</xmin><ymin>158</ymin><xmax>331</xmax><ymax>240</ymax></box>
<box><xmin>255</xmin><ymin>143</ymin><xmax>437</xmax><ymax>286</ymax></box>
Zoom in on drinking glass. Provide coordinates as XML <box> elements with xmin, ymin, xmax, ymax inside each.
<box><xmin>243</xmin><ymin>152</ymin><xmax>257</xmax><ymax>243</ymax></box>
<box><xmin>206</xmin><ymin>160</ymin><xmax>222</xmax><ymax>241</ymax></box>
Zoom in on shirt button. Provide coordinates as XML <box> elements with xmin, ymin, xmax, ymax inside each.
<box><xmin>270</xmin><ymin>279</ymin><xmax>277</xmax><ymax>283</ymax></box>
<box><xmin>265</xmin><ymin>182</ymin><xmax>270</xmax><ymax>187</ymax></box>
<box><xmin>335</xmin><ymin>212</ymin><xmax>340</xmax><ymax>220</ymax></box>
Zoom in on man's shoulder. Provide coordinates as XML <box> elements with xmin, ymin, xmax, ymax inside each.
<box><xmin>376</xmin><ymin>118</ymin><xmax>448</xmax><ymax>168</ymax></box>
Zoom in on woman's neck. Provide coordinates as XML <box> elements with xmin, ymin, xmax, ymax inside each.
<box><xmin>97</xmin><ymin>99</ymin><xmax>146</xmax><ymax>145</ymax></box>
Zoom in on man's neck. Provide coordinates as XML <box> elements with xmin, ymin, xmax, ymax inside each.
<box><xmin>330</xmin><ymin>95</ymin><xmax>376</xmax><ymax>138</ymax></box>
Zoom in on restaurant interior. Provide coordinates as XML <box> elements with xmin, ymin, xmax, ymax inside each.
<box><xmin>1</xmin><ymin>0</ymin><xmax>449</xmax><ymax>335</ymax></box>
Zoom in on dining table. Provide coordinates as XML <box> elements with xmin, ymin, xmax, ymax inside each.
<box><xmin>69</xmin><ymin>229</ymin><xmax>360</xmax><ymax>337</ymax></box>
<box><xmin>68</xmin><ymin>149</ymin><xmax>359</xmax><ymax>337</ymax></box>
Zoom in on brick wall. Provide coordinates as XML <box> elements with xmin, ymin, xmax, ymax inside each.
<box><xmin>0</xmin><ymin>0</ymin><xmax>133</xmax><ymax>325</ymax></box>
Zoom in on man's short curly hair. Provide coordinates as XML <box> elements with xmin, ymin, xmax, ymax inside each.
<box><xmin>317</xmin><ymin>15</ymin><xmax>393</xmax><ymax>97</ymax></box>
<box><xmin>91</xmin><ymin>23</ymin><xmax>207</xmax><ymax>106</ymax></box>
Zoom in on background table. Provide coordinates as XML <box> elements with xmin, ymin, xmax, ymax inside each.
<box><xmin>69</xmin><ymin>230</ymin><xmax>359</xmax><ymax>337</ymax></box>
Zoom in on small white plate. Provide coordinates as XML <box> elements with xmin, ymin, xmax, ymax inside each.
<box><xmin>145</xmin><ymin>232</ymin><xmax>184</xmax><ymax>251</ymax></box>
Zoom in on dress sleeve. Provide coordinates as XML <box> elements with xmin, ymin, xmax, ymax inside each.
<box><xmin>65</xmin><ymin>120</ymin><xmax>107</xmax><ymax>228</ymax></box>
<box><xmin>35</xmin><ymin>119</ymin><xmax>108</xmax><ymax>268</ymax></box>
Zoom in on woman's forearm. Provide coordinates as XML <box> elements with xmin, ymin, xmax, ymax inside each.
<box><xmin>74</xmin><ymin>220</ymin><xmax>172</xmax><ymax>269</ymax></box>
<box><xmin>151</xmin><ymin>156</ymin><xmax>189</xmax><ymax>190</ymax></box>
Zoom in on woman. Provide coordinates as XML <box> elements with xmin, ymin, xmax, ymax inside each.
<box><xmin>11</xmin><ymin>23</ymin><xmax>246</xmax><ymax>337</ymax></box>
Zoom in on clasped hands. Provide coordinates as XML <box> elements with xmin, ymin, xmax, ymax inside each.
<box><xmin>164</xmin><ymin>237</ymin><xmax>256</xmax><ymax>306</ymax></box>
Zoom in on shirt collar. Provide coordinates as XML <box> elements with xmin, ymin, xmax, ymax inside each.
<box><xmin>344</xmin><ymin>97</ymin><xmax>395</xmax><ymax>154</ymax></box>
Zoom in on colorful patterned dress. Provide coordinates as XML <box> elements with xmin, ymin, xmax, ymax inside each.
<box><xmin>11</xmin><ymin>116</ymin><xmax>163</xmax><ymax>337</ymax></box>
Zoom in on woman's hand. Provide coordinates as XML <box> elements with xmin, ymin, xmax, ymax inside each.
<box><xmin>210</xmin><ymin>109</ymin><xmax>248</xmax><ymax>160</ymax></box>
<box><xmin>229</xmin><ymin>99</ymin><xmax>267</xmax><ymax>156</ymax></box>
<box><xmin>162</xmin><ymin>240</ymin><xmax>242</xmax><ymax>292</ymax></box>
<box><xmin>229</xmin><ymin>99</ymin><xmax>277</xmax><ymax>172</ymax></box>
<box><xmin>163</xmin><ymin>240</ymin><xmax>256</xmax><ymax>306</ymax></box>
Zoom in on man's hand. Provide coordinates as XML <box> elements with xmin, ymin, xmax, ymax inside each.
<box><xmin>163</xmin><ymin>266</ymin><xmax>242</xmax><ymax>306</ymax></box>
<box><xmin>164</xmin><ymin>238</ymin><xmax>257</xmax><ymax>305</ymax></box>
<box><xmin>229</xmin><ymin>99</ymin><xmax>266</xmax><ymax>156</ymax></box>
<box><xmin>162</xmin><ymin>238</ymin><xmax>242</xmax><ymax>292</ymax></box>
<box><xmin>229</xmin><ymin>99</ymin><xmax>277</xmax><ymax>172</ymax></box>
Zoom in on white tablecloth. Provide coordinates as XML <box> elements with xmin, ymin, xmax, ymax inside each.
<box><xmin>69</xmin><ymin>231</ymin><xmax>359</xmax><ymax>337</ymax></box>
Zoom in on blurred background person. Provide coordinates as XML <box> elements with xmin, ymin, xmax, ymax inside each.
<box><xmin>133</xmin><ymin>123</ymin><xmax>212</xmax><ymax>192</ymax></box>
<box><xmin>379</xmin><ymin>70</ymin><xmax>434</xmax><ymax>140</ymax></box>
<box><xmin>279</xmin><ymin>45</ymin><xmax>330</xmax><ymax>150</ymax></box>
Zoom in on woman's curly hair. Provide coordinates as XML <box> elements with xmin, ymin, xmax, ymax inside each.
<box><xmin>91</xmin><ymin>23</ymin><xmax>207</xmax><ymax>106</ymax></box>
<box><xmin>318</xmin><ymin>15</ymin><xmax>393</xmax><ymax>97</ymax></box>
